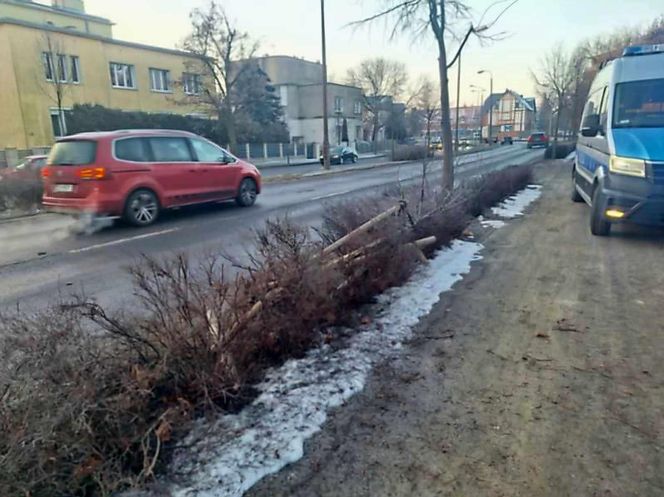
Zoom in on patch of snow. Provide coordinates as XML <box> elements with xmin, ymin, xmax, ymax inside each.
<box><xmin>481</xmin><ymin>219</ymin><xmax>506</xmax><ymax>229</ymax></box>
<box><xmin>168</xmin><ymin>240</ymin><xmax>484</xmax><ymax>497</ymax></box>
<box><xmin>491</xmin><ymin>185</ymin><xmax>542</xmax><ymax>219</ymax></box>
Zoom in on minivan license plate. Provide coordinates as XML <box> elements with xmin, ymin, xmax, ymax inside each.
<box><xmin>53</xmin><ymin>184</ymin><xmax>74</xmax><ymax>193</ymax></box>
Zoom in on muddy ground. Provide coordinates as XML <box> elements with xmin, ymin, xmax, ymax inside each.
<box><xmin>247</xmin><ymin>161</ymin><xmax>664</xmax><ymax>497</ymax></box>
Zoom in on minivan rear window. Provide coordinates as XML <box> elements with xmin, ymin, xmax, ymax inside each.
<box><xmin>48</xmin><ymin>140</ymin><xmax>97</xmax><ymax>165</ymax></box>
<box><xmin>614</xmin><ymin>78</ymin><xmax>664</xmax><ymax>128</ymax></box>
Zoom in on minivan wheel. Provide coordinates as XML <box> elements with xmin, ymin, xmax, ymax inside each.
<box><xmin>124</xmin><ymin>189</ymin><xmax>160</xmax><ymax>227</ymax></box>
<box><xmin>590</xmin><ymin>187</ymin><xmax>611</xmax><ymax>236</ymax></box>
<box><xmin>571</xmin><ymin>170</ymin><xmax>584</xmax><ymax>203</ymax></box>
<box><xmin>236</xmin><ymin>178</ymin><xmax>257</xmax><ymax>207</ymax></box>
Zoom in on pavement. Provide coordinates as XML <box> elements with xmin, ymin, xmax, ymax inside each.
<box><xmin>247</xmin><ymin>161</ymin><xmax>664</xmax><ymax>497</ymax></box>
<box><xmin>0</xmin><ymin>144</ymin><xmax>542</xmax><ymax>312</ymax></box>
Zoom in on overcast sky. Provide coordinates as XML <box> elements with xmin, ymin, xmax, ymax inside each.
<box><xmin>81</xmin><ymin>0</ymin><xmax>663</xmax><ymax>105</ymax></box>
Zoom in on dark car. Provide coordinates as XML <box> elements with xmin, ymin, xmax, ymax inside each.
<box><xmin>501</xmin><ymin>136</ymin><xmax>514</xmax><ymax>145</ymax></box>
<box><xmin>527</xmin><ymin>132</ymin><xmax>549</xmax><ymax>148</ymax></box>
<box><xmin>0</xmin><ymin>155</ymin><xmax>48</xmax><ymax>181</ymax></box>
<box><xmin>320</xmin><ymin>146</ymin><xmax>359</xmax><ymax>165</ymax></box>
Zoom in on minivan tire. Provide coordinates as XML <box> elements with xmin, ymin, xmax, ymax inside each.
<box><xmin>124</xmin><ymin>189</ymin><xmax>160</xmax><ymax>227</ymax></box>
<box><xmin>590</xmin><ymin>186</ymin><xmax>611</xmax><ymax>236</ymax></box>
<box><xmin>236</xmin><ymin>178</ymin><xmax>258</xmax><ymax>207</ymax></box>
<box><xmin>571</xmin><ymin>170</ymin><xmax>584</xmax><ymax>203</ymax></box>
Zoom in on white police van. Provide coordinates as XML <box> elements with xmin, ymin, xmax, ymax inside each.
<box><xmin>573</xmin><ymin>44</ymin><xmax>664</xmax><ymax>236</ymax></box>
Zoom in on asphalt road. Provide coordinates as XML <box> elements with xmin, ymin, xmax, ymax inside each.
<box><xmin>0</xmin><ymin>144</ymin><xmax>542</xmax><ymax>312</ymax></box>
<box><xmin>258</xmin><ymin>154</ymin><xmax>388</xmax><ymax>178</ymax></box>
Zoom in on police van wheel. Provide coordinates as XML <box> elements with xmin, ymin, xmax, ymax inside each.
<box><xmin>571</xmin><ymin>170</ymin><xmax>584</xmax><ymax>203</ymax></box>
<box><xmin>590</xmin><ymin>187</ymin><xmax>611</xmax><ymax>237</ymax></box>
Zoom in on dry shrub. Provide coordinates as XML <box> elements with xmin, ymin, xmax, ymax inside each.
<box><xmin>0</xmin><ymin>178</ymin><xmax>43</xmax><ymax>213</ymax></box>
<box><xmin>390</xmin><ymin>145</ymin><xmax>431</xmax><ymax>161</ymax></box>
<box><xmin>0</xmin><ymin>165</ymin><xmax>534</xmax><ymax>496</ymax></box>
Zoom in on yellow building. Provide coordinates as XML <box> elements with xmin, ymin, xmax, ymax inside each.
<box><xmin>0</xmin><ymin>0</ymin><xmax>208</xmax><ymax>151</ymax></box>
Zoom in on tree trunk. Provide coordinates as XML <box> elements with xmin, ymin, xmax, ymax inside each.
<box><xmin>437</xmin><ymin>34</ymin><xmax>454</xmax><ymax>190</ymax></box>
<box><xmin>553</xmin><ymin>97</ymin><xmax>562</xmax><ymax>159</ymax></box>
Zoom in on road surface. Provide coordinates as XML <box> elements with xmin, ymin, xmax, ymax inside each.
<box><xmin>0</xmin><ymin>144</ymin><xmax>541</xmax><ymax>312</ymax></box>
<box><xmin>247</xmin><ymin>161</ymin><xmax>664</xmax><ymax>497</ymax></box>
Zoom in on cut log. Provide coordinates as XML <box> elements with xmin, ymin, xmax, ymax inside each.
<box><xmin>413</xmin><ymin>236</ymin><xmax>437</xmax><ymax>250</ymax></box>
<box><xmin>322</xmin><ymin>201</ymin><xmax>406</xmax><ymax>256</ymax></box>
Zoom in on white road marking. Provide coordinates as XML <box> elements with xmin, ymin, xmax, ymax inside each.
<box><xmin>309</xmin><ymin>190</ymin><xmax>354</xmax><ymax>201</ymax></box>
<box><xmin>68</xmin><ymin>228</ymin><xmax>180</xmax><ymax>254</ymax></box>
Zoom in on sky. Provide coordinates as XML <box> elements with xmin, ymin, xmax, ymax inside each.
<box><xmin>79</xmin><ymin>0</ymin><xmax>663</xmax><ymax>106</ymax></box>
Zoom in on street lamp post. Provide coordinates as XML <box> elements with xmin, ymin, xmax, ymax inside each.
<box><xmin>478</xmin><ymin>70</ymin><xmax>494</xmax><ymax>144</ymax></box>
<box><xmin>454</xmin><ymin>52</ymin><xmax>461</xmax><ymax>154</ymax></box>
<box><xmin>320</xmin><ymin>0</ymin><xmax>330</xmax><ymax>170</ymax></box>
<box><xmin>470</xmin><ymin>84</ymin><xmax>485</xmax><ymax>144</ymax></box>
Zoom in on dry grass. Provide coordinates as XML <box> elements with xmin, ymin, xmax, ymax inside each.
<box><xmin>0</xmin><ymin>164</ymin><xmax>533</xmax><ymax>497</ymax></box>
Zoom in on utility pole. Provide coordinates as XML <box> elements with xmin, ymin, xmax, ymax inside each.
<box><xmin>454</xmin><ymin>52</ymin><xmax>461</xmax><ymax>154</ymax></box>
<box><xmin>320</xmin><ymin>0</ymin><xmax>331</xmax><ymax>170</ymax></box>
<box><xmin>478</xmin><ymin>69</ymin><xmax>494</xmax><ymax>143</ymax></box>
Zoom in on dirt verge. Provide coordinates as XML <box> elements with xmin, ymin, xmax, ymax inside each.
<box><xmin>247</xmin><ymin>161</ymin><xmax>664</xmax><ymax>497</ymax></box>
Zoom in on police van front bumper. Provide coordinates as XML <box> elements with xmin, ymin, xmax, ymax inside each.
<box><xmin>600</xmin><ymin>167</ymin><xmax>664</xmax><ymax>225</ymax></box>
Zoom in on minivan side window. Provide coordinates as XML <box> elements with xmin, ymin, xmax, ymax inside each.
<box><xmin>148</xmin><ymin>137</ymin><xmax>193</xmax><ymax>162</ymax></box>
<box><xmin>115</xmin><ymin>138</ymin><xmax>150</xmax><ymax>162</ymax></box>
<box><xmin>191</xmin><ymin>139</ymin><xmax>226</xmax><ymax>163</ymax></box>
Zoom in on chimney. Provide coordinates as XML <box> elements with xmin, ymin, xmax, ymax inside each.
<box><xmin>51</xmin><ymin>0</ymin><xmax>86</xmax><ymax>13</ymax></box>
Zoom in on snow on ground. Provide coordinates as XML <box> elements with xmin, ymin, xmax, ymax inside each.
<box><xmin>481</xmin><ymin>219</ymin><xmax>507</xmax><ymax>229</ymax></box>
<box><xmin>167</xmin><ymin>184</ymin><xmax>543</xmax><ymax>497</ymax></box>
<box><xmin>168</xmin><ymin>241</ymin><xmax>483</xmax><ymax>497</ymax></box>
<box><xmin>491</xmin><ymin>185</ymin><xmax>542</xmax><ymax>219</ymax></box>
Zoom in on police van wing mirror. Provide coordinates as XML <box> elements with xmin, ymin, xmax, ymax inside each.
<box><xmin>581</xmin><ymin>114</ymin><xmax>600</xmax><ymax>137</ymax></box>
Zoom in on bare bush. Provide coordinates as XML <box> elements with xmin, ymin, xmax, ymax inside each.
<box><xmin>0</xmin><ymin>178</ymin><xmax>43</xmax><ymax>213</ymax></box>
<box><xmin>390</xmin><ymin>145</ymin><xmax>431</xmax><ymax>161</ymax></box>
<box><xmin>0</xmin><ymin>164</ymin><xmax>534</xmax><ymax>496</ymax></box>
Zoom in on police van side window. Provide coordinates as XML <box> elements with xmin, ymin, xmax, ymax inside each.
<box><xmin>582</xmin><ymin>88</ymin><xmax>603</xmax><ymax>132</ymax></box>
<box><xmin>598</xmin><ymin>87</ymin><xmax>609</xmax><ymax>136</ymax></box>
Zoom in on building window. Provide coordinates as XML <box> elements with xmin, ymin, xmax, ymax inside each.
<box><xmin>354</xmin><ymin>101</ymin><xmax>362</xmax><ymax>115</ymax></box>
<box><xmin>50</xmin><ymin>109</ymin><xmax>68</xmax><ymax>138</ymax></box>
<box><xmin>334</xmin><ymin>96</ymin><xmax>343</xmax><ymax>113</ymax></box>
<box><xmin>42</xmin><ymin>52</ymin><xmax>54</xmax><ymax>81</ymax></box>
<box><xmin>56</xmin><ymin>54</ymin><xmax>68</xmax><ymax>83</ymax></box>
<box><xmin>70</xmin><ymin>56</ymin><xmax>80</xmax><ymax>83</ymax></box>
<box><xmin>150</xmin><ymin>68</ymin><xmax>171</xmax><ymax>92</ymax></box>
<box><xmin>110</xmin><ymin>63</ymin><xmax>136</xmax><ymax>89</ymax></box>
<box><xmin>183</xmin><ymin>73</ymin><xmax>201</xmax><ymax>95</ymax></box>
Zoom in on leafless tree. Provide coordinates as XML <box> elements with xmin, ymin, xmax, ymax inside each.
<box><xmin>351</xmin><ymin>0</ymin><xmax>519</xmax><ymax>191</ymax></box>
<box><xmin>37</xmin><ymin>33</ymin><xmax>70</xmax><ymax>136</ymax></box>
<box><xmin>532</xmin><ymin>46</ymin><xmax>576</xmax><ymax>157</ymax></box>
<box><xmin>347</xmin><ymin>58</ymin><xmax>408</xmax><ymax>144</ymax></box>
<box><xmin>181</xmin><ymin>1</ymin><xmax>257</xmax><ymax>146</ymax></box>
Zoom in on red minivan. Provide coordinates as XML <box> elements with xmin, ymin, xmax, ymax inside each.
<box><xmin>42</xmin><ymin>130</ymin><xmax>262</xmax><ymax>226</ymax></box>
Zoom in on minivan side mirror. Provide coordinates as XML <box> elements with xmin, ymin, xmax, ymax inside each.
<box><xmin>581</xmin><ymin>114</ymin><xmax>600</xmax><ymax>137</ymax></box>
<box><xmin>217</xmin><ymin>156</ymin><xmax>230</xmax><ymax>164</ymax></box>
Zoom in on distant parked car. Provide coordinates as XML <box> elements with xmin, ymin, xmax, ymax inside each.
<box><xmin>527</xmin><ymin>132</ymin><xmax>549</xmax><ymax>148</ymax></box>
<box><xmin>501</xmin><ymin>136</ymin><xmax>514</xmax><ymax>145</ymax></box>
<box><xmin>41</xmin><ymin>130</ymin><xmax>262</xmax><ymax>227</ymax></box>
<box><xmin>319</xmin><ymin>146</ymin><xmax>359</xmax><ymax>165</ymax></box>
<box><xmin>0</xmin><ymin>155</ymin><xmax>47</xmax><ymax>181</ymax></box>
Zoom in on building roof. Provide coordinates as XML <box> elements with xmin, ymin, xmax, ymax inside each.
<box><xmin>0</xmin><ymin>17</ymin><xmax>206</xmax><ymax>59</ymax></box>
<box><xmin>0</xmin><ymin>0</ymin><xmax>113</xmax><ymax>25</ymax></box>
<box><xmin>481</xmin><ymin>89</ymin><xmax>536</xmax><ymax>115</ymax></box>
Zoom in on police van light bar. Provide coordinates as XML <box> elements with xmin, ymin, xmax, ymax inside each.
<box><xmin>623</xmin><ymin>44</ymin><xmax>664</xmax><ymax>57</ymax></box>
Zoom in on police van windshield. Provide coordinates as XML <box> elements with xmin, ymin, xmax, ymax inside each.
<box><xmin>613</xmin><ymin>78</ymin><xmax>664</xmax><ymax>128</ymax></box>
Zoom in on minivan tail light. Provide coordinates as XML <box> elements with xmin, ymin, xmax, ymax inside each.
<box><xmin>41</xmin><ymin>167</ymin><xmax>51</xmax><ymax>178</ymax></box>
<box><xmin>78</xmin><ymin>167</ymin><xmax>107</xmax><ymax>180</ymax></box>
